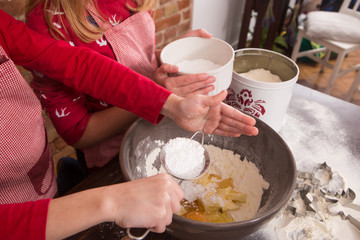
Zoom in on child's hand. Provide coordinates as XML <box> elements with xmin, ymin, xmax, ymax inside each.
<box><xmin>161</xmin><ymin>91</ymin><xmax>259</xmax><ymax>137</ymax></box>
<box><xmin>177</xmin><ymin>29</ymin><xmax>212</xmax><ymax>39</ymax></box>
<box><xmin>153</xmin><ymin>63</ymin><xmax>215</xmax><ymax>97</ymax></box>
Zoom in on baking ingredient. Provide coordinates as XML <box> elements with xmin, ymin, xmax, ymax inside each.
<box><xmin>144</xmin><ymin>144</ymin><xmax>269</xmax><ymax>223</ymax></box>
<box><xmin>179</xmin><ymin>145</ymin><xmax>269</xmax><ymax>222</ymax></box>
<box><xmin>144</xmin><ymin>147</ymin><xmax>162</xmax><ymax>177</ymax></box>
<box><xmin>177</xmin><ymin>58</ymin><xmax>221</xmax><ymax>74</ymax></box>
<box><xmin>145</xmin><ymin>143</ymin><xmax>269</xmax><ymax>223</ymax></box>
<box><xmin>240</xmin><ymin>68</ymin><xmax>282</xmax><ymax>83</ymax></box>
<box><xmin>162</xmin><ymin>137</ymin><xmax>205</xmax><ymax>179</ymax></box>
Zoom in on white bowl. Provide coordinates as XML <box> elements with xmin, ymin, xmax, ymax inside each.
<box><xmin>160</xmin><ymin>37</ymin><xmax>234</xmax><ymax>95</ymax></box>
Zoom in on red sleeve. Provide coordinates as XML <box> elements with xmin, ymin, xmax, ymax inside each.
<box><xmin>25</xmin><ymin>7</ymin><xmax>98</xmax><ymax>145</ymax></box>
<box><xmin>0</xmin><ymin>10</ymin><xmax>171</xmax><ymax>124</ymax></box>
<box><xmin>0</xmin><ymin>199</ymin><xmax>50</xmax><ymax>240</ymax></box>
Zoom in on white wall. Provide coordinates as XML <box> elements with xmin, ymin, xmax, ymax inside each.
<box><xmin>191</xmin><ymin>0</ymin><xmax>245</xmax><ymax>48</ymax></box>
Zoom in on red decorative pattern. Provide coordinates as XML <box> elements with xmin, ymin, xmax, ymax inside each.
<box><xmin>226</xmin><ymin>87</ymin><xmax>266</xmax><ymax>118</ymax></box>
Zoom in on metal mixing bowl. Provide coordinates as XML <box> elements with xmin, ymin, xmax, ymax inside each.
<box><xmin>119</xmin><ymin>117</ymin><xmax>296</xmax><ymax>240</ymax></box>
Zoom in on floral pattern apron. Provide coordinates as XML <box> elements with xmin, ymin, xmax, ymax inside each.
<box><xmin>0</xmin><ymin>46</ymin><xmax>56</xmax><ymax>203</ymax></box>
<box><xmin>83</xmin><ymin>5</ymin><xmax>158</xmax><ymax>168</ymax></box>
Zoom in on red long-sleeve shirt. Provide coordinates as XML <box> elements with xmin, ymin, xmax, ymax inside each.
<box><xmin>0</xmin><ymin>10</ymin><xmax>170</xmax><ymax>240</ymax></box>
<box><xmin>26</xmin><ymin>0</ymin><xmax>139</xmax><ymax>145</ymax></box>
<box><xmin>1</xmin><ymin>9</ymin><xmax>170</xmax><ymax>124</ymax></box>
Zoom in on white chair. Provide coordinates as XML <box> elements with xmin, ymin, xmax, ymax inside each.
<box><xmin>346</xmin><ymin>65</ymin><xmax>360</xmax><ymax>100</ymax></box>
<box><xmin>291</xmin><ymin>0</ymin><xmax>360</xmax><ymax>99</ymax></box>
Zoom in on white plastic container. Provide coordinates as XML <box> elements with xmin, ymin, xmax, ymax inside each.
<box><xmin>225</xmin><ymin>48</ymin><xmax>299</xmax><ymax>132</ymax></box>
<box><xmin>160</xmin><ymin>37</ymin><xmax>234</xmax><ymax>95</ymax></box>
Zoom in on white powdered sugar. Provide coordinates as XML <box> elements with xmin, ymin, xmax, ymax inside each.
<box><xmin>181</xmin><ymin>181</ymin><xmax>210</xmax><ymax>203</ymax></box>
<box><xmin>176</xmin><ymin>58</ymin><xmax>221</xmax><ymax>74</ymax></box>
<box><xmin>162</xmin><ymin>137</ymin><xmax>205</xmax><ymax>179</ymax></box>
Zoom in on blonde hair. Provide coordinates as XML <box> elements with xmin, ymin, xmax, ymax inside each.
<box><xmin>26</xmin><ymin>0</ymin><xmax>157</xmax><ymax>43</ymax></box>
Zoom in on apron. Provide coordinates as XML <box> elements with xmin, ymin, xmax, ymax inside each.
<box><xmin>87</xmin><ymin>4</ymin><xmax>158</xmax><ymax>78</ymax></box>
<box><xmin>0</xmin><ymin>46</ymin><xmax>56</xmax><ymax>203</ymax></box>
<box><xmin>82</xmin><ymin>4</ymin><xmax>158</xmax><ymax>168</ymax></box>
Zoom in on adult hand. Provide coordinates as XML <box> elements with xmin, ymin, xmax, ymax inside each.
<box><xmin>177</xmin><ymin>28</ymin><xmax>212</xmax><ymax>39</ymax></box>
<box><xmin>161</xmin><ymin>91</ymin><xmax>258</xmax><ymax>137</ymax></box>
<box><xmin>46</xmin><ymin>174</ymin><xmax>183</xmax><ymax>239</ymax></box>
<box><xmin>155</xmin><ymin>29</ymin><xmax>211</xmax><ymax>63</ymax></box>
<box><xmin>153</xmin><ymin>63</ymin><xmax>215</xmax><ymax>97</ymax></box>
<box><xmin>109</xmin><ymin>173</ymin><xmax>184</xmax><ymax>233</ymax></box>
<box><xmin>154</xmin><ymin>29</ymin><xmax>214</xmax><ymax>97</ymax></box>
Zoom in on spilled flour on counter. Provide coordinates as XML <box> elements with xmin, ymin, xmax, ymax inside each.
<box><xmin>279</xmin><ymin>98</ymin><xmax>360</xmax><ymax>195</ymax></box>
<box><xmin>266</xmin><ymin>163</ymin><xmax>360</xmax><ymax>240</ymax></box>
<box><xmin>257</xmin><ymin>98</ymin><xmax>360</xmax><ymax>240</ymax></box>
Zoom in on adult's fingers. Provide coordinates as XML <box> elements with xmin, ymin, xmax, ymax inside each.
<box><xmin>187</xmin><ymin>85</ymin><xmax>214</xmax><ymax>96</ymax></box>
<box><xmin>213</xmin><ymin>120</ymin><xmax>258</xmax><ymax>136</ymax></box>
<box><xmin>158</xmin><ymin>174</ymin><xmax>184</xmax><ymax>214</ymax></box>
<box><xmin>179</xmin><ymin>29</ymin><xmax>212</xmax><ymax>39</ymax></box>
<box><xmin>171</xmin><ymin>73</ymin><xmax>215</xmax><ymax>87</ymax></box>
<box><xmin>165</xmin><ymin>75</ymin><xmax>215</xmax><ymax>97</ymax></box>
<box><xmin>220</xmin><ymin>102</ymin><xmax>257</xmax><ymax>126</ymax></box>
<box><xmin>211</xmin><ymin>128</ymin><xmax>242</xmax><ymax>137</ymax></box>
<box><xmin>151</xmin><ymin>181</ymin><xmax>182</xmax><ymax>233</ymax></box>
<box><xmin>157</xmin><ymin>63</ymin><xmax>178</xmax><ymax>75</ymax></box>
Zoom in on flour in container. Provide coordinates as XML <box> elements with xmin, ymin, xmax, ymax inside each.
<box><xmin>240</xmin><ymin>68</ymin><xmax>282</xmax><ymax>83</ymax></box>
<box><xmin>162</xmin><ymin>137</ymin><xmax>205</xmax><ymax>179</ymax></box>
<box><xmin>176</xmin><ymin>58</ymin><xmax>221</xmax><ymax>74</ymax></box>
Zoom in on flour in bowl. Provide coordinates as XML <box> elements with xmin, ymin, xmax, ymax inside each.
<box><xmin>144</xmin><ymin>143</ymin><xmax>269</xmax><ymax>223</ymax></box>
<box><xmin>176</xmin><ymin>58</ymin><xmax>221</xmax><ymax>74</ymax></box>
<box><xmin>240</xmin><ymin>68</ymin><xmax>282</xmax><ymax>83</ymax></box>
<box><xmin>180</xmin><ymin>145</ymin><xmax>269</xmax><ymax>222</ymax></box>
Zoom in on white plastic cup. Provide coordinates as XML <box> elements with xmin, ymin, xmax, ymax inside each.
<box><xmin>225</xmin><ymin>48</ymin><xmax>299</xmax><ymax>132</ymax></box>
<box><xmin>160</xmin><ymin>37</ymin><xmax>234</xmax><ymax>95</ymax></box>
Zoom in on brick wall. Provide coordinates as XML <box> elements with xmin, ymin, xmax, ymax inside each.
<box><xmin>154</xmin><ymin>0</ymin><xmax>193</xmax><ymax>49</ymax></box>
<box><xmin>0</xmin><ymin>0</ymin><xmax>26</xmax><ymax>20</ymax></box>
<box><xmin>0</xmin><ymin>0</ymin><xmax>193</xmax><ymax>48</ymax></box>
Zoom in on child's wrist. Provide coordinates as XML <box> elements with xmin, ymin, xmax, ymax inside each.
<box><xmin>161</xmin><ymin>94</ymin><xmax>182</xmax><ymax>120</ymax></box>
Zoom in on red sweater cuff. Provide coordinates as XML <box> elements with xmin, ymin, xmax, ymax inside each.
<box><xmin>0</xmin><ymin>199</ymin><xmax>51</xmax><ymax>240</ymax></box>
